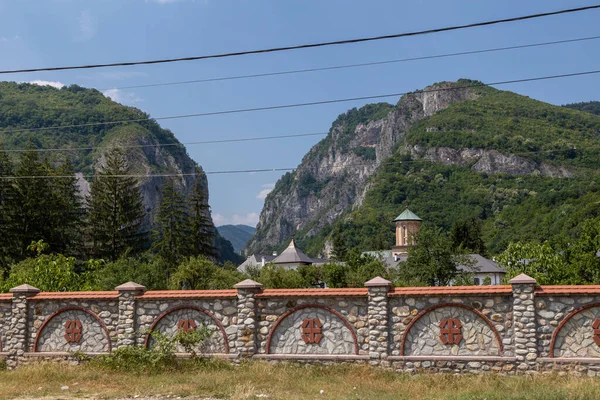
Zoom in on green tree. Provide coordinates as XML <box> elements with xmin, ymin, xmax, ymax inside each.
<box><xmin>450</xmin><ymin>217</ymin><xmax>486</xmax><ymax>255</ymax></box>
<box><xmin>397</xmin><ymin>226</ymin><xmax>467</xmax><ymax>286</ymax></box>
<box><xmin>188</xmin><ymin>166</ymin><xmax>217</xmax><ymax>259</ymax></box>
<box><xmin>0</xmin><ymin>148</ymin><xmax>17</xmax><ymax>270</ymax></box>
<box><xmin>321</xmin><ymin>250</ymin><xmax>390</xmax><ymax>288</ymax></box>
<box><xmin>48</xmin><ymin>160</ymin><xmax>84</xmax><ymax>256</ymax></box>
<box><xmin>1</xmin><ymin>241</ymin><xmax>96</xmax><ymax>292</ymax></box>
<box><xmin>152</xmin><ymin>179</ymin><xmax>191</xmax><ymax>267</ymax></box>
<box><xmin>93</xmin><ymin>253</ymin><xmax>169</xmax><ymax>291</ymax></box>
<box><xmin>87</xmin><ymin>148</ymin><xmax>145</xmax><ymax>261</ymax></box>
<box><xmin>12</xmin><ymin>148</ymin><xmax>56</xmax><ymax>256</ymax></box>
<box><xmin>256</xmin><ymin>263</ymin><xmax>306</xmax><ymax>288</ymax></box>
<box><xmin>169</xmin><ymin>256</ymin><xmax>246</xmax><ymax>290</ymax></box>
<box><xmin>496</xmin><ymin>241</ymin><xmax>570</xmax><ymax>285</ymax></box>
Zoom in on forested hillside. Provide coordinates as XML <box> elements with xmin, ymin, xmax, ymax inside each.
<box><xmin>0</xmin><ymin>81</ymin><xmax>236</xmax><ymax>263</ymax></box>
<box><xmin>564</xmin><ymin>101</ymin><xmax>600</xmax><ymax>116</ymax></box>
<box><xmin>217</xmin><ymin>225</ymin><xmax>256</xmax><ymax>254</ymax></box>
<box><xmin>249</xmin><ymin>80</ymin><xmax>600</xmax><ymax>257</ymax></box>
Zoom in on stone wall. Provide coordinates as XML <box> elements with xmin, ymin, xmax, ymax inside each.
<box><xmin>0</xmin><ymin>299</ymin><xmax>11</xmax><ymax>352</ymax></box>
<box><xmin>2</xmin><ymin>276</ymin><xmax>600</xmax><ymax>374</ymax></box>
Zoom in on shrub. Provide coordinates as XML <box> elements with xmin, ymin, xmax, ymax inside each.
<box><xmin>89</xmin><ymin>328</ymin><xmax>213</xmax><ymax>374</ymax></box>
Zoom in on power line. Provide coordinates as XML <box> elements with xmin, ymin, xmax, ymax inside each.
<box><xmin>0</xmin><ymin>147</ymin><xmax>596</xmax><ymax>180</ymax></box>
<box><xmin>2</xmin><ymin>4</ymin><xmax>599</xmax><ymax>75</ymax></box>
<box><xmin>3</xmin><ymin>69</ymin><xmax>600</xmax><ymax>135</ymax></box>
<box><xmin>101</xmin><ymin>35</ymin><xmax>600</xmax><ymax>91</ymax></box>
<box><xmin>0</xmin><ymin>132</ymin><xmax>329</xmax><ymax>153</ymax></box>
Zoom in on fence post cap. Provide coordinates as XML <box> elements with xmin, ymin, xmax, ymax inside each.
<box><xmin>509</xmin><ymin>274</ymin><xmax>537</xmax><ymax>284</ymax></box>
<box><xmin>365</xmin><ymin>276</ymin><xmax>392</xmax><ymax>287</ymax></box>
<box><xmin>9</xmin><ymin>284</ymin><xmax>41</xmax><ymax>294</ymax></box>
<box><xmin>234</xmin><ymin>279</ymin><xmax>264</xmax><ymax>289</ymax></box>
<box><xmin>115</xmin><ymin>281</ymin><xmax>146</xmax><ymax>292</ymax></box>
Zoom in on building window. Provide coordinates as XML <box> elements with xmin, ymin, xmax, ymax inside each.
<box><xmin>473</xmin><ymin>277</ymin><xmax>481</xmax><ymax>285</ymax></box>
<box><xmin>402</xmin><ymin>225</ymin><xmax>407</xmax><ymax>245</ymax></box>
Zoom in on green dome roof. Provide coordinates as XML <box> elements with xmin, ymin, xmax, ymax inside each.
<box><xmin>393</xmin><ymin>208</ymin><xmax>422</xmax><ymax>222</ymax></box>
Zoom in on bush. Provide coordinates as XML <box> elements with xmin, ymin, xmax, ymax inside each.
<box><xmin>90</xmin><ymin>328</ymin><xmax>213</xmax><ymax>374</ymax></box>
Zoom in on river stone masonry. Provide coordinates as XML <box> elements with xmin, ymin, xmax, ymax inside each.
<box><xmin>2</xmin><ymin>275</ymin><xmax>600</xmax><ymax>374</ymax></box>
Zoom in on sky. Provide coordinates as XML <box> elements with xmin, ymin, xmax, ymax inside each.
<box><xmin>1</xmin><ymin>0</ymin><xmax>599</xmax><ymax>227</ymax></box>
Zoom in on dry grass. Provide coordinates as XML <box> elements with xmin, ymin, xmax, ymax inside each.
<box><xmin>0</xmin><ymin>361</ymin><xmax>599</xmax><ymax>399</ymax></box>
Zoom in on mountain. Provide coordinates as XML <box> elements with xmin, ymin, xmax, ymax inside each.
<box><xmin>217</xmin><ymin>225</ymin><xmax>256</xmax><ymax>254</ymax></box>
<box><xmin>246</xmin><ymin>80</ymin><xmax>600</xmax><ymax>257</ymax></box>
<box><xmin>0</xmin><ymin>82</ymin><xmax>236</xmax><ymax>261</ymax></box>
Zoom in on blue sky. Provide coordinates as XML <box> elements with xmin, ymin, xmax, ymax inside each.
<box><xmin>1</xmin><ymin>0</ymin><xmax>599</xmax><ymax>227</ymax></box>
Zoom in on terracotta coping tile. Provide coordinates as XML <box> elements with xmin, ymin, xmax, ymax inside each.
<box><xmin>536</xmin><ymin>285</ymin><xmax>600</xmax><ymax>295</ymax></box>
<box><xmin>136</xmin><ymin>290</ymin><xmax>237</xmax><ymax>299</ymax></box>
<box><xmin>31</xmin><ymin>291</ymin><xmax>120</xmax><ymax>300</ymax></box>
<box><xmin>256</xmin><ymin>288</ymin><xmax>368</xmax><ymax>297</ymax></box>
<box><xmin>388</xmin><ymin>286</ymin><xmax>513</xmax><ymax>296</ymax></box>
<box><xmin>0</xmin><ymin>294</ymin><xmax>12</xmax><ymax>301</ymax></box>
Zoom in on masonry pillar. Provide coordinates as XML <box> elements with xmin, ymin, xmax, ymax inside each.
<box><xmin>365</xmin><ymin>276</ymin><xmax>392</xmax><ymax>366</ymax></box>
<box><xmin>6</xmin><ymin>284</ymin><xmax>40</xmax><ymax>369</ymax></box>
<box><xmin>510</xmin><ymin>274</ymin><xmax>538</xmax><ymax>372</ymax></box>
<box><xmin>115</xmin><ymin>281</ymin><xmax>145</xmax><ymax>349</ymax></box>
<box><xmin>233</xmin><ymin>279</ymin><xmax>263</xmax><ymax>358</ymax></box>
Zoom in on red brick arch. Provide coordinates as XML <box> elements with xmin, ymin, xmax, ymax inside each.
<box><xmin>144</xmin><ymin>305</ymin><xmax>229</xmax><ymax>353</ymax></box>
<box><xmin>549</xmin><ymin>302</ymin><xmax>600</xmax><ymax>358</ymax></box>
<box><xmin>265</xmin><ymin>304</ymin><xmax>359</xmax><ymax>355</ymax></box>
<box><xmin>33</xmin><ymin>306</ymin><xmax>111</xmax><ymax>352</ymax></box>
<box><xmin>400</xmin><ymin>302</ymin><xmax>503</xmax><ymax>356</ymax></box>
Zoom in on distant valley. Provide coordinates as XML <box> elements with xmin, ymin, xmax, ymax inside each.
<box><xmin>217</xmin><ymin>225</ymin><xmax>256</xmax><ymax>254</ymax></box>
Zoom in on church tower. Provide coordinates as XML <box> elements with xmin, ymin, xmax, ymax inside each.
<box><xmin>392</xmin><ymin>208</ymin><xmax>422</xmax><ymax>255</ymax></box>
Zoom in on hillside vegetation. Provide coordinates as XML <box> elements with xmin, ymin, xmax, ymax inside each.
<box><xmin>0</xmin><ymin>81</ymin><xmax>238</xmax><ymax>264</ymax></box>
<box><xmin>217</xmin><ymin>224</ymin><xmax>256</xmax><ymax>254</ymax></box>
<box><xmin>258</xmin><ymin>81</ymin><xmax>600</xmax><ymax>257</ymax></box>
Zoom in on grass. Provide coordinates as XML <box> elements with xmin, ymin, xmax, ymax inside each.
<box><xmin>0</xmin><ymin>361</ymin><xmax>599</xmax><ymax>399</ymax></box>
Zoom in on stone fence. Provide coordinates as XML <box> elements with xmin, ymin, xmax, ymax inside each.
<box><xmin>1</xmin><ymin>274</ymin><xmax>600</xmax><ymax>375</ymax></box>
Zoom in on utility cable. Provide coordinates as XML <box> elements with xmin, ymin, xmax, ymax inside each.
<box><xmin>1</xmin><ymin>147</ymin><xmax>598</xmax><ymax>180</ymax></box>
<box><xmin>2</xmin><ymin>68</ymin><xmax>600</xmax><ymax>135</ymax></box>
<box><xmin>1</xmin><ymin>4</ymin><xmax>599</xmax><ymax>75</ymax></box>
<box><xmin>0</xmin><ymin>132</ymin><xmax>328</xmax><ymax>153</ymax></box>
<box><xmin>101</xmin><ymin>35</ymin><xmax>600</xmax><ymax>91</ymax></box>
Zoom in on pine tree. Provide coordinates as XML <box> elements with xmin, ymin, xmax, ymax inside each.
<box><xmin>152</xmin><ymin>178</ymin><xmax>191</xmax><ymax>265</ymax></box>
<box><xmin>188</xmin><ymin>166</ymin><xmax>217</xmax><ymax>259</ymax></box>
<box><xmin>87</xmin><ymin>148</ymin><xmax>145</xmax><ymax>261</ymax></box>
<box><xmin>48</xmin><ymin>160</ymin><xmax>84</xmax><ymax>256</ymax></box>
<box><xmin>0</xmin><ymin>148</ymin><xmax>17</xmax><ymax>270</ymax></box>
<box><xmin>12</xmin><ymin>148</ymin><xmax>55</xmax><ymax>255</ymax></box>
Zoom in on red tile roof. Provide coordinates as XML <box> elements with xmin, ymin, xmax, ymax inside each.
<box><xmin>136</xmin><ymin>290</ymin><xmax>237</xmax><ymax>299</ymax></box>
<box><xmin>0</xmin><ymin>294</ymin><xmax>12</xmax><ymax>301</ymax></box>
<box><xmin>31</xmin><ymin>291</ymin><xmax>119</xmax><ymax>300</ymax></box>
<box><xmin>256</xmin><ymin>288</ymin><xmax>368</xmax><ymax>297</ymax></box>
<box><xmin>388</xmin><ymin>285</ymin><xmax>513</xmax><ymax>296</ymax></box>
<box><xmin>536</xmin><ymin>285</ymin><xmax>600</xmax><ymax>295</ymax></box>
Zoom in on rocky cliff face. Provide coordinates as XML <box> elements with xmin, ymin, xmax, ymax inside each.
<box><xmin>245</xmin><ymin>82</ymin><xmax>479</xmax><ymax>255</ymax></box>
<box><xmin>0</xmin><ymin>82</ymin><xmax>213</xmax><ymax>239</ymax></box>
<box><xmin>87</xmin><ymin>127</ymin><xmax>207</xmax><ymax>232</ymax></box>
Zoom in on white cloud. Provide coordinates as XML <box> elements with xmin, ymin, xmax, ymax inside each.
<box><xmin>76</xmin><ymin>10</ymin><xmax>97</xmax><ymax>41</ymax></box>
<box><xmin>256</xmin><ymin>183</ymin><xmax>275</xmax><ymax>200</ymax></box>
<box><xmin>29</xmin><ymin>80</ymin><xmax>65</xmax><ymax>89</ymax></box>
<box><xmin>213</xmin><ymin>213</ymin><xmax>260</xmax><ymax>227</ymax></box>
<box><xmin>1</xmin><ymin>35</ymin><xmax>21</xmax><ymax>43</ymax></box>
<box><xmin>102</xmin><ymin>88</ymin><xmax>142</xmax><ymax>105</ymax></box>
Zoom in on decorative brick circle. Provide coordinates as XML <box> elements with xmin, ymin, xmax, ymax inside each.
<box><xmin>399</xmin><ymin>302</ymin><xmax>504</xmax><ymax>356</ymax></box>
<box><xmin>33</xmin><ymin>306</ymin><xmax>111</xmax><ymax>352</ymax></box>
<box><xmin>549</xmin><ymin>302</ymin><xmax>600</xmax><ymax>358</ymax></box>
<box><xmin>265</xmin><ymin>304</ymin><xmax>359</xmax><ymax>355</ymax></box>
<box><xmin>144</xmin><ymin>305</ymin><xmax>229</xmax><ymax>353</ymax></box>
